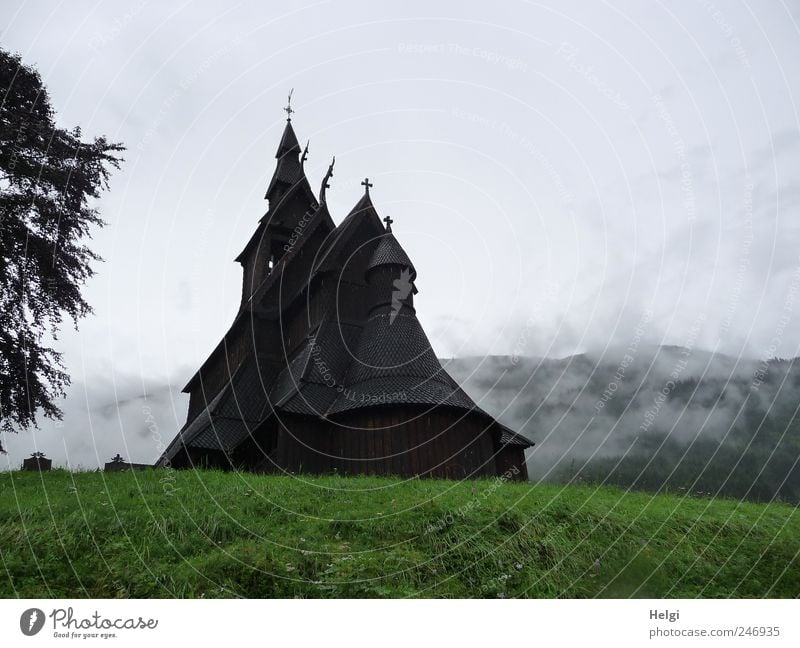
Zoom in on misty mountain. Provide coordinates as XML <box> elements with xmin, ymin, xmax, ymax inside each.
<box><xmin>7</xmin><ymin>346</ymin><xmax>798</xmax><ymax>506</ymax></box>
<box><xmin>0</xmin><ymin>374</ymin><xmax>188</xmax><ymax>471</ymax></box>
<box><xmin>445</xmin><ymin>346</ymin><xmax>800</xmax><ymax>503</ymax></box>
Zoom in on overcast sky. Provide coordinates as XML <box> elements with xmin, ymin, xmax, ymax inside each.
<box><xmin>2</xmin><ymin>0</ymin><xmax>799</xmax><ymax>467</ymax></box>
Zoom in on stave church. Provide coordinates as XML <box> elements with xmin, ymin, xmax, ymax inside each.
<box><xmin>159</xmin><ymin>98</ymin><xmax>533</xmax><ymax>480</ymax></box>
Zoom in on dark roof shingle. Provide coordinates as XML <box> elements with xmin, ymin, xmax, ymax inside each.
<box><xmin>366</xmin><ymin>232</ymin><xmax>415</xmax><ymax>276</ymax></box>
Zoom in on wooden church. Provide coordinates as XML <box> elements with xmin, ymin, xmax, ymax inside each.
<box><xmin>159</xmin><ymin>100</ymin><xmax>533</xmax><ymax>479</ymax></box>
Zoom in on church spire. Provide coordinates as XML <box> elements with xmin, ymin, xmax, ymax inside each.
<box><xmin>264</xmin><ymin>92</ymin><xmax>306</xmax><ymax>203</ymax></box>
<box><xmin>273</xmin><ymin>119</ymin><xmax>301</xmax><ymax>159</ymax></box>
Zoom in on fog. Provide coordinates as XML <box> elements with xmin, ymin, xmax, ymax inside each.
<box><xmin>2</xmin><ymin>1</ymin><xmax>799</xmax><ymax>468</ymax></box>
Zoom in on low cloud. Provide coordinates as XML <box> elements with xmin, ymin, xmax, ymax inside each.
<box><xmin>1</xmin><ymin>373</ymin><xmax>188</xmax><ymax>471</ymax></box>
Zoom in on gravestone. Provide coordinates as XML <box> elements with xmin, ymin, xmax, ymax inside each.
<box><xmin>22</xmin><ymin>452</ymin><xmax>52</xmax><ymax>472</ymax></box>
<box><xmin>104</xmin><ymin>454</ymin><xmax>150</xmax><ymax>472</ymax></box>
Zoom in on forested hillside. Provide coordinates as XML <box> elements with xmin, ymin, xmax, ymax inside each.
<box><xmin>446</xmin><ymin>348</ymin><xmax>800</xmax><ymax>503</ymax></box>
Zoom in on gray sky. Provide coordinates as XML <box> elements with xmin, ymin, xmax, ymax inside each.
<box><xmin>2</xmin><ymin>0</ymin><xmax>799</xmax><ymax>467</ymax></box>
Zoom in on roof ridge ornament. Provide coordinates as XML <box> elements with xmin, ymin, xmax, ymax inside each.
<box><xmin>383</xmin><ymin>215</ymin><xmax>393</xmax><ymax>232</ymax></box>
<box><xmin>320</xmin><ymin>156</ymin><xmax>335</xmax><ymax>203</ymax></box>
<box><xmin>361</xmin><ymin>177</ymin><xmax>373</xmax><ymax>195</ymax></box>
<box><xmin>283</xmin><ymin>88</ymin><xmax>295</xmax><ymax>121</ymax></box>
<box><xmin>301</xmin><ymin>140</ymin><xmax>309</xmax><ymax>168</ymax></box>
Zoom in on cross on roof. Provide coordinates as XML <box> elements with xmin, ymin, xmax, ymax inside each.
<box><xmin>361</xmin><ymin>177</ymin><xmax>373</xmax><ymax>194</ymax></box>
<box><xmin>283</xmin><ymin>89</ymin><xmax>295</xmax><ymax>120</ymax></box>
<box><xmin>383</xmin><ymin>215</ymin><xmax>393</xmax><ymax>232</ymax></box>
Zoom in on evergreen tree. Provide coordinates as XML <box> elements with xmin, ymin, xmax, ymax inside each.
<box><xmin>0</xmin><ymin>48</ymin><xmax>123</xmax><ymax>450</ymax></box>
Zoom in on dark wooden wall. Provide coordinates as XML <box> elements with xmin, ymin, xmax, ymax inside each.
<box><xmin>270</xmin><ymin>407</ymin><xmax>501</xmax><ymax>479</ymax></box>
<box><xmin>494</xmin><ymin>446</ymin><xmax>529</xmax><ymax>481</ymax></box>
<box><xmin>177</xmin><ymin>407</ymin><xmax>529</xmax><ymax>481</ymax></box>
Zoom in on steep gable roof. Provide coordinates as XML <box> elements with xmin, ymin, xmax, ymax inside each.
<box><xmin>161</xmin><ymin>357</ymin><xmax>273</xmax><ymax>462</ymax></box>
<box><xmin>170</xmin><ymin>116</ymin><xmax>534</xmax><ymax>467</ymax></box>
<box><xmin>247</xmin><ymin>201</ymin><xmax>335</xmax><ymax>311</ymax></box>
<box><xmin>235</xmin><ymin>118</ymin><xmax>318</xmax><ymax>265</ymax></box>
<box><xmin>326</xmin><ymin>309</ymin><xmax>478</xmax><ymax>415</ymax></box>
<box><xmin>275</xmin><ymin>119</ymin><xmax>301</xmax><ymax>156</ymax></box>
<box><xmin>265</xmin><ymin>119</ymin><xmax>303</xmax><ymax>199</ymax></box>
<box><xmin>269</xmin><ymin>319</ymin><xmax>363</xmax><ymax>416</ymax></box>
<box><xmin>186</xmin><ymin>198</ymin><xmax>333</xmax><ymax>394</ymax></box>
<box><xmin>313</xmin><ymin>192</ymin><xmax>385</xmax><ymax>276</ymax></box>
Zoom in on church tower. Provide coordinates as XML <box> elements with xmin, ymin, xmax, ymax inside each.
<box><xmin>234</xmin><ymin>92</ymin><xmax>318</xmax><ymax>308</ymax></box>
<box><xmin>160</xmin><ymin>98</ymin><xmax>533</xmax><ymax>478</ymax></box>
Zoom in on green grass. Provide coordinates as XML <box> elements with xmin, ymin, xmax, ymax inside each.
<box><xmin>1</xmin><ymin>469</ymin><xmax>798</xmax><ymax>598</ymax></box>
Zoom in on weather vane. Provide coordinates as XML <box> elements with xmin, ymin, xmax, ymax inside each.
<box><xmin>283</xmin><ymin>88</ymin><xmax>294</xmax><ymax>120</ymax></box>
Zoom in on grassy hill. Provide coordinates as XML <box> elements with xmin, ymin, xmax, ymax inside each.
<box><xmin>1</xmin><ymin>469</ymin><xmax>798</xmax><ymax>598</ymax></box>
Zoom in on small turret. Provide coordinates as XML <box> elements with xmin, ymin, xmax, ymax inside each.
<box><xmin>365</xmin><ymin>217</ymin><xmax>417</xmax><ymax>321</ymax></box>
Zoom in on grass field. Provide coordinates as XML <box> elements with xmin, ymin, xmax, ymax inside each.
<box><xmin>1</xmin><ymin>469</ymin><xmax>798</xmax><ymax>598</ymax></box>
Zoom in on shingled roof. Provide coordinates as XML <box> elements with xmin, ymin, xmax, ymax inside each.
<box><xmin>313</xmin><ymin>192</ymin><xmax>384</xmax><ymax>276</ymax></box>
<box><xmin>326</xmin><ymin>310</ymin><xmax>479</xmax><ymax>415</ymax></box>
<box><xmin>175</xmin><ymin>198</ymin><xmax>532</xmax><ymax>457</ymax></box>
<box><xmin>366</xmin><ymin>231</ymin><xmax>416</xmax><ymax>278</ymax></box>
<box><xmin>265</xmin><ymin>119</ymin><xmax>303</xmax><ymax>200</ymax></box>
<box><xmin>164</xmin><ymin>114</ymin><xmax>534</xmax><ymax>468</ymax></box>
<box><xmin>248</xmin><ymin>201</ymin><xmax>335</xmax><ymax>310</ymax></box>
<box><xmin>235</xmin><ymin>119</ymin><xmax>318</xmax><ymax>265</ymax></box>
<box><xmin>267</xmin><ymin>223</ymin><xmax>514</xmax><ymax>428</ymax></box>
<box><xmin>161</xmin><ymin>358</ymin><xmax>272</xmax><ymax>461</ymax></box>
<box><xmin>269</xmin><ymin>319</ymin><xmax>363</xmax><ymax>416</ymax></box>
